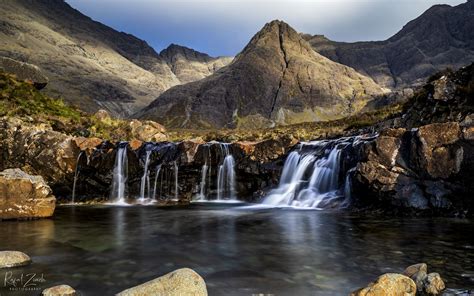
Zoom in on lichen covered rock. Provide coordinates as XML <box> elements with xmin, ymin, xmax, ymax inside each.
<box><xmin>42</xmin><ymin>284</ymin><xmax>76</xmax><ymax>296</ymax></box>
<box><xmin>117</xmin><ymin>268</ymin><xmax>207</xmax><ymax>296</ymax></box>
<box><xmin>0</xmin><ymin>168</ymin><xmax>56</xmax><ymax>219</ymax></box>
<box><xmin>351</xmin><ymin>273</ymin><xmax>417</xmax><ymax>296</ymax></box>
<box><xmin>0</xmin><ymin>251</ymin><xmax>31</xmax><ymax>268</ymax></box>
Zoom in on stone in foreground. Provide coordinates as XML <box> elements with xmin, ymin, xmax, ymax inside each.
<box><xmin>42</xmin><ymin>284</ymin><xmax>76</xmax><ymax>296</ymax></box>
<box><xmin>116</xmin><ymin>268</ymin><xmax>207</xmax><ymax>296</ymax></box>
<box><xmin>424</xmin><ymin>273</ymin><xmax>445</xmax><ymax>295</ymax></box>
<box><xmin>0</xmin><ymin>251</ymin><xmax>31</xmax><ymax>268</ymax></box>
<box><xmin>0</xmin><ymin>169</ymin><xmax>56</xmax><ymax>220</ymax></box>
<box><xmin>351</xmin><ymin>273</ymin><xmax>417</xmax><ymax>296</ymax></box>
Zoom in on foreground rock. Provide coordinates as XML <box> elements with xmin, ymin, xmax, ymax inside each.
<box><xmin>116</xmin><ymin>268</ymin><xmax>207</xmax><ymax>296</ymax></box>
<box><xmin>42</xmin><ymin>285</ymin><xmax>76</xmax><ymax>296</ymax></box>
<box><xmin>352</xmin><ymin>264</ymin><xmax>446</xmax><ymax>296</ymax></box>
<box><xmin>0</xmin><ymin>169</ymin><xmax>56</xmax><ymax>219</ymax></box>
<box><xmin>403</xmin><ymin>263</ymin><xmax>445</xmax><ymax>295</ymax></box>
<box><xmin>351</xmin><ymin>273</ymin><xmax>417</xmax><ymax>296</ymax></box>
<box><xmin>0</xmin><ymin>251</ymin><xmax>31</xmax><ymax>268</ymax></box>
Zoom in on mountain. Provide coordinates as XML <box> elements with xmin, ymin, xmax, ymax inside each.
<box><xmin>138</xmin><ymin>21</ymin><xmax>386</xmax><ymax>129</ymax></box>
<box><xmin>304</xmin><ymin>0</ymin><xmax>474</xmax><ymax>88</ymax></box>
<box><xmin>159</xmin><ymin>44</ymin><xmax>233</xmax><ymax>84</ymax></box>
<box><xmin>0</xmin><ymin>0</ymin><xmax>227</xmax><ymax>117</ymax></box>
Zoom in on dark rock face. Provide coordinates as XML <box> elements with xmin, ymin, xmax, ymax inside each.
<box><xmin>0</xmin><ymin>57</ymin><xmax>48</xmax><ymax>89</ymax></box>
<box><xmin>400</xmin><ymin>63</ymin><xmax>474</xmax><ymax>128</ymax></box>
<box><xmin>138</xmin><ymin>20</ymin><xmax>385</xmax><ymax>129</ymax></box>
<box><xmin>306</xmin><ymin>1</ymin><xmax>474</xmax><ymax>89</ymax></box>
<box><xmin>352</xmin><ymin>122</ymin><xmax>474</xmax><ymax>214</ymax></box>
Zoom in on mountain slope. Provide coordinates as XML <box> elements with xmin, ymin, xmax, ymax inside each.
<box><xmin>305</xmin><ymin>0</ymin><xmax>474</xmax><ymax>88</ymax></box>
<box><xmin>159</xmin><ymin>44</ymin><xmax>233</xmax><ymax>84</ymax></box>
<box><xmin>0</xmin><ymin>0</ymin><xmax>226</xmax><ymax>117</ymax></box>
<box><xmin>138</xmin><ymin>21</ymin><xmax>386</xmax><ymax>129</ymax></box>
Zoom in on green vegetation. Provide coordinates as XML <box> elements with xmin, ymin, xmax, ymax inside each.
<box><xmin>0</xmin><ymin>71</ymin><xmax>131</xmax><ymax>141</ymax></box>
<box><xmin>0</xmin><ymin>72</ymin><xmax>81</xmax><ymax>120</ymax></box>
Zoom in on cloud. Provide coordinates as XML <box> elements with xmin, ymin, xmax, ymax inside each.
<box><xmin>66</xmin><ymin>0</ymin><xmax>466</xmax><ymax>56</ymax></box>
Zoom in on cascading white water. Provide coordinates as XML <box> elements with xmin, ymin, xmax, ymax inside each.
<box><xmin>217</xmin><ymin>144</ymin><xmax>236</xmax><ymax>200</ymax></box>
<box><xmin>139</xmin><ymin>150</ymin><xmax>152</xmax><ymax>201</ymax></box>
<box><xmin>110</xmin><ymin>144</ymin><xmax>128</xmax><ymax>204</ymax></box>
<box><xmin>152</xmin><ymin>165</ymin><xmax>161</xmax><ymax>200</ymax></box>
<box><xmin>71</xmin><ymin>151</ymin><xmax>84</xmax><ymax>204</ymax></box>
<box><xmin>198</xmin><ymin>162</ymin><xmax>209</xmax><ymax>199</ymax></box>
<box><xmin>173</xmin><ymin>161</ymin><xmax>179</xmax><ymax>201</ymax></box>
<box><xmin>263</xmin><ymin>139</ymin><xmax>354</xmax><ymax>208</ymax></box>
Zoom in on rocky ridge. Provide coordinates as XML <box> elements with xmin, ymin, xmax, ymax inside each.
<box><xmin>305</xmin><ymin>0</ymin><xmax>474</xmax><ymax>88</ymax></box>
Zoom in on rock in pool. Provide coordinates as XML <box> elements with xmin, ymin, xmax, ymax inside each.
<box><xmin>0</xmin><ymin>251</ymin><xmax>31</xmax><ymax>268</ymax></box>
<box><xmin>116</xmin><ymin>268</ymin><xmax>207</xmax><ymax>296</ymax></box>
<box><xmin>42</xmin><ymin>284</ymin><xmax>76</xmax><ymax>296</ymax></box>
<box><xmin>351</xmin><ymin>273</ymin><xmax>417</xmax><ymax>296</ymax></box>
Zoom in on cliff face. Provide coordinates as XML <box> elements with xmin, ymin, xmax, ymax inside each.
<box><xmin>305</xmin><ymin>1</ymin><xmax>474</xmax><ymax>89</ymax></box>
<box><xmin>0</xmin><ymin>0</ymin><xmax>227</xmax><ymax>117</ymax></box>
<box><xmin>138</xmin><ymin>21</ymin><xmax>386</xmax><ymax>129</ymax></box>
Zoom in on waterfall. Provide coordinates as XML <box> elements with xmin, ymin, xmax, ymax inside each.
<box><xmin>197</xmin><ymin>145</ymin><xmax>211</xmax><ymax>200</ymax></box>
<box><xmin>217</xmin><ymin>143</ymin><xmax>236</xmax><ymax>200</ymax></box>
<box><xmin>110</xmin><ymin>143</ymin><xmax>128</xmax><ymax>204</ymax></box>
<box><xmin>198</xmin><ymin>162</ymin><xmax>209</xmax><ymax>200</ymax></box>
<box><xmin>139</xmin><ymin>149</ymin><xmax>152</xmax><ymax>201</ymax></box>
<box><xmin>71</xmin><ymin>151</ymin><xmax>84</xmax><ymax>204</ymax></box>
<box><xmin>173</xmin><ymin>161</ymin><xmax>179</xmax><ymax>200</ymax></box>
<box><xmin>263</xmin><ymin>138</ymin><xmax>357</xmax><ymax>209</ymax></box>
<box><xmin>152</xmin><ymin>165</ymin><xmax>162</xmax><ymax>200</ymax></box>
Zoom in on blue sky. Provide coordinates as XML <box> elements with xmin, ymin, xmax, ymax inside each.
<box><xmin>66</xmin><ymin>0</ymin><xmax>466</xmax><ymax>57</ymax></box>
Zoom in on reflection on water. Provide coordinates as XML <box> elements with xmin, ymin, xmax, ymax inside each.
<box><xmin>0</xmin><ymin>205</ymin><xmax>473</xmax><ymax>295</ymax></box>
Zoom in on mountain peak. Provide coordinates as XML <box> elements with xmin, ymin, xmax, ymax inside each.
<box><xmin>139</xmin><ymin>19</ymin><xmax>385</xmax><ymax>129</ymax></box>
<box><xmin>160</xmin><ymin>44</ymin><xmax>212</xmax><ymax>62</ymax></box>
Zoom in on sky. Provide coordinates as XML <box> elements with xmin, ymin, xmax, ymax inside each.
<box><xmin>66</xmin><ymin>0</ymin><xmax>466</xmax><ymax>57</ymax></box>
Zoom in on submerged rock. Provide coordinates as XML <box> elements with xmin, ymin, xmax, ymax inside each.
<box><xmin>0</xmin><ymin>168</ymin><xmax>56</xmax><ymax>219</ymax></box>
<box><xmin>116</xmin><ymin>268</ymin><xmax>207</xmax><ymax>296</ymax></box>
<box><xmin>351</xmin><ymin>273</ymin><xmax>417</xmax><ymax>296</ymax></box>
<box><xmin>42</xmin><ymin>285</ymin><xmax>76</xmax><ymax>296</ymax></box>
<box><xmin>0</xmin><ymin>251</ymin><xmax>31</xmax><ymax>268</ymax></box>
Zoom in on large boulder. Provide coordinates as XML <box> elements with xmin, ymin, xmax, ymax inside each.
<box><xmin>0</xmin><ymin>168</ymin><xmax>55</xmax><ymax>219</ymax></box>
<box><xmin>0</xmin><ymin>57</ymin><xmax>49</xmax><ymax>89</ymax></box>
<box><xmin>116</xmin><ymin>268</ymin><xmax>207</xmax><ymax>296</ymax></box>
<box><xmin>351</xmin><ymin>273</ymin><xmax>417</xmax><ymax>296</ymax></box>
<box><xmin>129</xmin><ymin>119</ymin><xmax>167</xmax><ymax>142</ymax></box>
<box><xmin>0</xmin><ymin>118</ymin><xmax>79</xmax><ymax>186</ymax></box>
<box><xmin>0</xmin><ymin>251</ymin><xmax>31</xmax><ymax>268</ymax></box>
<box><xmin>414</xmin><ymin>122</ymin><xmax>463</xmax><ymax>179</ymax></box>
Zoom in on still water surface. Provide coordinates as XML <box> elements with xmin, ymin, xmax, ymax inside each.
<box><xmin>0</xmin><ymin>204</ymin><xmax>473</xmax><ymax>295</ymax></box>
